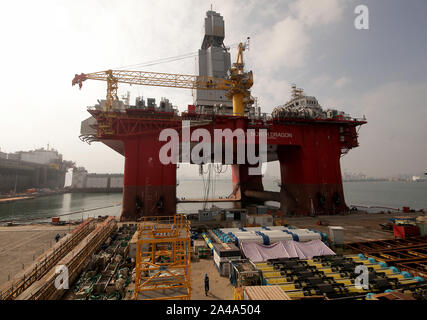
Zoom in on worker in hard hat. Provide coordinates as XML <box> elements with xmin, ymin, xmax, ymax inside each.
<box><xmin>204</xmin><ymin>273</ymin><xmax>209</xmax><ymax>296</ymax></box>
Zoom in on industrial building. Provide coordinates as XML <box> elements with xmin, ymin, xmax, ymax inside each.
<box><xmin>71</xmin><ymin>166</ymin><xmax>123</xmax><ymax>193</ymax></box>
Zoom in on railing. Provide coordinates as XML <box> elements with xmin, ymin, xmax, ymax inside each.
<box><xmin>137</xmin><ymin>215</ymin><xmax>190</xmax><ymax>238</ymax></box>
<box><xmin>32</xmin><ymin>217</ymin><xmax>117</xmax><ymax>300</ymax></box>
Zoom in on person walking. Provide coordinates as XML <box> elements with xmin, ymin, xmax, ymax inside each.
<box><xmin>55</xmin><ymin>233</ymin><xmax>60</xmax><ymax>243</ymax></box>
<box><xmin>204</xmin><ymin>273</ymin><xmax>209</xmax><ymax>296</ymax></box>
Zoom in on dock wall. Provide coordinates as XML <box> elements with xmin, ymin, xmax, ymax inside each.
<box><xmin>71</xmin><ymin>167</ymin><xmax>123</xmax><ymax>193</ymax></box>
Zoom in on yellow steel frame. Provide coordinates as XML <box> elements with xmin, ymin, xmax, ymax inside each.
<box><xmin>95</xmin><ymin>70</ymin><xmax>118</xmax><ymax>136</ymax></box>
<box><xmin>134</xmin><ymin>215</ymin><xmax>191</xmax><ymax>300</ymax></box>
<box><xmin>86</xmin><ymin>70</ymin><xmax>233</xmax><ymax>92</ymax></box>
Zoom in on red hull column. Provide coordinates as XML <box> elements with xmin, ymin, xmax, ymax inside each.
<box><xmin>278</xmin><ymin>126</ymin><xmax>348</xmax><ymax>216</ymax></box>
<box><xmin>121</xmin><ymin>133</ymin><xmax>177</xmax><ymax>221</ymax></box>
<box><xmin>232</xmin><ymin>164</ymin><xmax>264</xmax><ymax>200</ymax></box>
<box><xmin>229</xmin><ymin>118</ymin><xmax>264</xmax><ymax>201</ymax></box>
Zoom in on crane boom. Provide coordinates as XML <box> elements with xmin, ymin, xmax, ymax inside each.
<box><xmin>73</xmin><ymin>70</ymin><xmax>233</xmax><ymax>91</ymax></box>
<box><xmin>72</xmin><ymin>42</ymin><xmax>253</xmax><ymax>127</ymax></box>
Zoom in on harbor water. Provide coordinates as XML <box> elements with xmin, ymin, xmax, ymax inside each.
<box><xmin>0</xmin><ymin>180</ymin><xmax>426</xmax><ymax>223</ymax></box>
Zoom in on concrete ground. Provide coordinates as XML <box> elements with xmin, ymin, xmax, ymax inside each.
<box><xmin>0</xmin><ymin>224</ymin><xmax>72</xmax><ymax>286</ymax></box>
<box><xmin>285</xmin><ymin>212</ymin><xmax>424</xmax><ymax>243</ymax></box>
<box><xmin>191</xmin><ymin>258</ymin><xmax>234</xmax><ymax>300</ymax></box>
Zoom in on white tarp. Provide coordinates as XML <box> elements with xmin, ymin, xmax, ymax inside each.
<box><xmin>240</xmin><ymin>239</ymin><xmax>335</xmax><ymax>263</ymax></box>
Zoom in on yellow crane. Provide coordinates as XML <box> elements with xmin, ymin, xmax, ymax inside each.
<box><xmin>72</xmin><ymin>42</ymin><xmax>253</xmax><ymax>120</ymax></box>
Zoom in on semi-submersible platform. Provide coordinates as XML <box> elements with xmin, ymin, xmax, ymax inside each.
<box><xmin>74</xmin><ymin>10</ymin><xmax>366</xmax><ymax>221</ymax></box>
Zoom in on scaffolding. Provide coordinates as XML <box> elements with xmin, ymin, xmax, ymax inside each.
<box><xmin>134</xmin><ymin>215</ymin><xmax>191</xmax><ymax>300</ymax></box>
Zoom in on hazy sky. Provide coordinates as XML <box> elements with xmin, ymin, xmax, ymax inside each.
<box><xmin>0</xmin><ymin>0</ymin><xmax>426</xmax><ymax>178</ymax></box>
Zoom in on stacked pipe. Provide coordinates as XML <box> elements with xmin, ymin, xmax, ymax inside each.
<box><xmin>212</xmin><ymin>229</ymin><xmax>233</xmax><ymax>243</ymax></box>
<box><xmin>72</xmin><ymin>224</ymin><xmax>137</xmax><ymax>300</ymax></box>
<box><xmin>201</xmin><ymin>233</ymin><xmax>214</xmax><ymax>253</ymax></box>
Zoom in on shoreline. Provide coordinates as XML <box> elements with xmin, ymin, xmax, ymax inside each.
<box><xmin>0</xmin><ymin>189</ymin><xmax>70</xmax><ymax>204</ymax></box>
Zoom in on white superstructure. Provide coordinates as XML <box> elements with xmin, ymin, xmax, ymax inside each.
<box><xmin>272</xmin><ymin>84</ymin><xmax>352</xmax><ymax>120</ymax></box>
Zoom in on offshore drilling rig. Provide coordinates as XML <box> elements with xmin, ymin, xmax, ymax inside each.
<box><xmin>74</xmin><ymin>10</ymin><xmax>366</xmax><ymax>221</ymax></box>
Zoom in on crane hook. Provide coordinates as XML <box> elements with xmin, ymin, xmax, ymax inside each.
<box><xmin>72</xmin><ymin>73</ymin><xmax>88</xmax><ymax>89</ymax></box>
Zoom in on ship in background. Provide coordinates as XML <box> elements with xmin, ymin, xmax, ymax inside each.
<box><xmin>0</xmin><ymin>146</ymin><xmax>73</xmax><ymax>194</ymax></box>
<box><xmin>412</xmin><ymin>175</ymin><xmax>427</xmax><ymax>182</ymax></box>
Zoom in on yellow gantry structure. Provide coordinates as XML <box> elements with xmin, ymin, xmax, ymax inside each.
<box><xmin>134</xmin><ymin>215</ymin><xmax>191</xmax><ymax>300</ymax></box>
<box><xmin>72</xmin><ymin>41</ymin><xmax>253</xmax><ymax>134</ymax></box>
